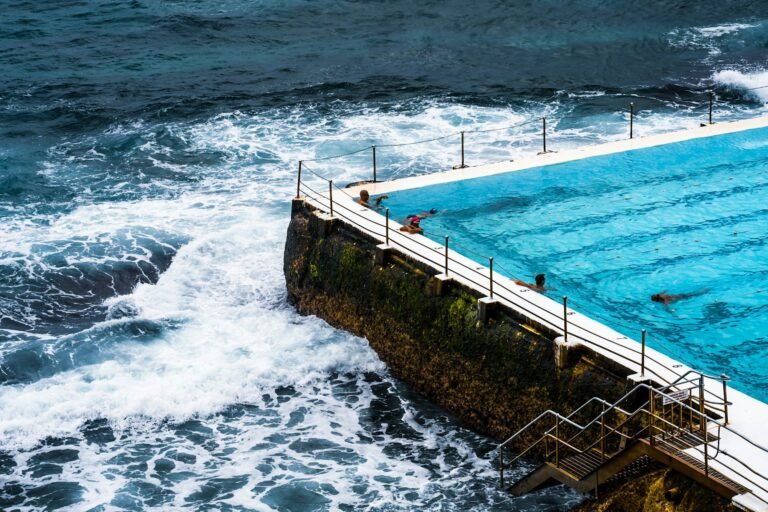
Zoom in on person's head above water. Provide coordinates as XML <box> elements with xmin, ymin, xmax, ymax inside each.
<box><xmin>535</xmin><ymin>274</ymin><xmax>546</xmax><ymax>287</ymax></box>
<box><xmin>651</xmin><ymin>293</ymin><xmax>664</xmax><ymax>302</ymax></box>
<box><xmin>359</xmin><ymin>190</ymin><xmax>370</xmax><ymax>202</ymax></box>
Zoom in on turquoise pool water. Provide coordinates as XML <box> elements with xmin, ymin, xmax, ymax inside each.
<box><xmin>385</xmin><ymin>126</ymin><xmax>768</xmax><ymax>403</ymax></box>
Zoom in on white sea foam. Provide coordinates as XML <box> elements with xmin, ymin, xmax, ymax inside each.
<box><xmin>668</xmin><ymin>22</ymin><xmax>760</xmax><ymax>56</ymax></box>
<box><xmin>713</xmin><ymin>69</ymin><xmax>768</xmax><ymax>102</ymax></box>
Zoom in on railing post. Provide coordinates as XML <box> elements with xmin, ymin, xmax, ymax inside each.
<box><xmin>600</xmin><ymin>403</ymin><xmax>606</xmax><ymax>463</ymax></box>
<box><xmin>699</xmin><ymin>374</ymin><xmax>705</xmax><ymax>423</ymax></box>
<box><xmin>704</xmin><ymin>417</ymin><xmax>709</xmax><ymax>476</ymax></box>
<box><xmin>554</xmin><ymin>417</ymin><xmax>560</xmax><ymax>467</ymax></box>
<box><xmin>499</xmin><ymin>446</ymin><xmax>505</xmax><ymax>489</ymax></box>
<box><xmin>630</xmin><ymin>102</ymin><xmax>634</xmax><ymax>139</ymax></box>
<box><xmin>328</xmin><ymin>180</ymin><xmax>334</xmax><ymax>217</ymax></box>
<box><xmin>489</xmin><ymin>257</ymin><xmax>494</xmax><ymax>298</ymax></box>
<box><xmin>709</xmin><ymin>92</ymin><xmax>714</xmax><ymax>125</ymax></box>
<box><xmin>562</xmin><ymin>296</ymin><xmax>568</xmax><ymax>342</ymax></box>
<box><xmin>296</xmin><ymin>160</ymin><xmax>303</xmax><ymax>199</ymax></box>
<box><xmin>385</xmin><ymin>208</ymin><xmax>390</xmax><ymax>245</ymax></box>
<box><xmin>542</xmin><ymin>117</ymin><xmax>547</xmax><ymax>153</ymax></box>
<box><xmin>461</xmin><ymin>131</ymin><xmax>466</xmax><ymax>168</ymax></box>
<box><xmin>722</xmin><ymin>374</ymin><xmax>729</xmax><ymax>425</ymax></box>
<box><xmin>649</xmin><ymin>386</ymin><xmax>655</xmax><ymax>446</ymax></box>
<box><xmin>444</xmin><ymin>236</ymin><xmax>449</xmax><ymax>276</ymax></box>
<box><xmin>641</xmin><ymin>329</ymin><xmax>646</xmax><ymax>376</ymax></box>
<box><xmin>372</xmin><ymin>145</ymin><xmax>377</xmax><ymax>182</ymax></box>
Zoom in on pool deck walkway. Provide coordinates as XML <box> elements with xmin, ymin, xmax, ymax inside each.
<box><xmin>300</xmin><ymin>115</ymin><xmax>768</xmax><ymax>511</ymax></box>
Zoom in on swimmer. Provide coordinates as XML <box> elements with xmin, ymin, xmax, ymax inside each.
<box><xmin>651</xmin><ymin>289</ymin><xmax>708</xmax><ymax>305</ymax></box>
<box><xmin>399</xmin><ymin>215</ymin><xmax>423</xmax><ymax>234</ymax></box>
<box><xmin>514</xmin><ymin>273</ymin><xmax>552</xmax><ymax>292</ymax></box>
<box><xmin>357</xmin><ymin>189</ymin><xmax>388</xmax><ymax>208</ymax></box>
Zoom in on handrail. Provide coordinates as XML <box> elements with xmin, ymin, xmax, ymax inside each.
<box><xmin>496</xmin><ymin>380</ymin><xmax>768</xmax><ymax>506</ymax></box>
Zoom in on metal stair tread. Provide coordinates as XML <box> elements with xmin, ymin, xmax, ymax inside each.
<box><xmin>649</xmin><ymin>437</ymin><xmax>750</xmax><ymax>495</ymax></box>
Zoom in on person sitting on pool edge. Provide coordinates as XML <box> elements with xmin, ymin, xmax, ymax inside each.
<box><xmin>651</xmin><ymin>289</ymin><xmax>708</xmax><ymax>304</ymax></box>
<box><xmin>356</xmin><ymin>189</ymin><xmax>388</xmax><ymax>208</ymax></box>
<box><xmin>399</xmin><ymin>214</ymin><xmax>423</xmax><ymax>234</ymax></box>
<box><xmin>514</xmin><ymin>273</ymin><xmax>550</xmax><ymax>292</ymax></box>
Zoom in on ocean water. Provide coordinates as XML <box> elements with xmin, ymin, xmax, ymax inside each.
<box><xmin>385</xmin><ymin>126</ymin><xmax>768</xmax><ymax>403</ymax></box>
<box><xmin>1</xmin><ymin>1</ymin><xmax>768</xmax><ymax>510</ymax></box>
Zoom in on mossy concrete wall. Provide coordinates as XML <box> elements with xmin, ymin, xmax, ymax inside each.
<box><xmin>283</xmin><ymin>202</ymin><xmax>633</xmax><ymax>447</ymax></box>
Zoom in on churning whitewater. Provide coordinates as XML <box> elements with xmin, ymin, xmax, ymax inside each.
<box><xmin>2</xmin><ymin>1</ymin><xmax>768</xmax><ymax>509</ymax></box>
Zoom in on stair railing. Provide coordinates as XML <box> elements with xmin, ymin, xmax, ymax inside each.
<box><xmin>498</xmin><ymin>382</ymin><xmax>768</xmax><ymax>500</ymax></box>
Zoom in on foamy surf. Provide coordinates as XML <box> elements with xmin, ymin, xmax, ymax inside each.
<box><xmin>713</xmin><ymin>69</ymin><xmax>768</xmax><ymax>102</ymax></box>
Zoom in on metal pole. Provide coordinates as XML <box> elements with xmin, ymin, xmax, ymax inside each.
<box><xmin>563</xmin><ymin>296</ymin><xmax>568</xmax><ymax>342</ymax></box>
<box><xmin>649</xmin><ymin>386</ymin><xmax>655</xmax><ymax>445</ymax></box>
<box><xmin>372</xmin><ymin>145</ymin><xmax>377</xmax><ymax>182</ymax></box>
<box><xmin>704</xmin><ymin>417</ymin><xmax>709</xmax><ymax>476</ymax></box>
<box><xmin>499</xmin><ymin>447</ymin><xmax>504</xmax><ymax>489</ymax></box>
<box><xmin>699</xmin><ymin>375</ymin><xmax>705</xmax><ymax>421</ymax></box>
<box><xmin>461</xmin><ymin>131</ymin><xmax>466</xmax><ymax>168</ymax></box>
<box><xmin>489</xmin><ymin>257</ymin><xmax>494</xmax><ymax>298</ymax></box>
<box><xmin>328</xmin><ymin>180</ymin><xmax>334</xmax><ymax>217</ymax></box>
<box><xmin>641</xmin><ymin>329</ymin><xmax>646</xmax><ymax>376</ymax></box>
<box><xmin>555</xmin><ymin>417</ymin><xmax>560</xmax><ymax>467</ymax></box>
<box><xmin>444</xmin><ymin>236</ymin><xmax>449</xmax><ymax>276</ymax></box>
<box><xmin>385</xmin><ymin>208</ymin><xmax>390</xmax><ymax>245</ymax></box>
<box><xmin>600</xmin><ymin>403</ymin><xmax>606</xmax><ymax>462</ymax></box>
<box><xmin>722</xmin><ymin>376</ymin><xmax>729</xmax><ymax>424</ymax></box>
<box><xmin>296</xmin><ymin>161</ymin><xmax>303</xmax><ymax>199</ymax></box>
<box><xmin>709</xmin><ymin>92</ymin><xmax>714</xmax><ymax>125</ymax></box>
<box><xmin>542</xmin><ymin>117</ymin><xmax>547</xmax><ymax>153</ymax></box>
<box><xmin>296</xmin><ymin>160</ymin><xmax>302</xmax><ymax>199</ymax></box>
<box><xmin>630</xmin><ymin>102</ymin><xmax>634</xmax><ymax>139</ymax></box>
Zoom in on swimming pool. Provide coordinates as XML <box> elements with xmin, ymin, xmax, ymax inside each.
<box><xmin>384</xmin><ymin>126</ymin><xmax>768</xmax><ymax>402</ymax></box>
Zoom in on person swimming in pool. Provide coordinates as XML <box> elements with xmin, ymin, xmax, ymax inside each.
<box><xmin>651</xmin><ymin>289</ymin><xmax>708</xmax><ymax>304</ymax></box>
<box><xmin>514</xmin><ymin>273</ymin><xmax>551</xmax><ymax>292</ymax></box>
<box><xmin>399</xmin><ymin>214</ymin><xmax>423</xmax><ymax>234</ymax></box>
<box><xmin>357</xmin><ymin>189</ymin><xmax>388</xmax><ymax>208</ymax></box>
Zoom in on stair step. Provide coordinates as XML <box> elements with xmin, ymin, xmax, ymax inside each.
<box><xmin>557</xmin><ymin>451</ymin><xmax>605</xmax><ymax>479</ymax></box>
<box><xmin>651</xmin><ymin>439</ymin><xmax>749</xmax><ymax>495</ymax></box>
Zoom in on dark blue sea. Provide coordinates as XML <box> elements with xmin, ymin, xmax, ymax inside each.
<box><xmin>1</xmin><ymin>1</ymin><xmax>767</xmax><ymax>510</ymax></box>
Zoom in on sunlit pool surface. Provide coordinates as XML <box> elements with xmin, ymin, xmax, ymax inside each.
<box><xmin>385</xmin><ymin>126</ymin><xmax>768</xmax><ymax>402</ymax></box>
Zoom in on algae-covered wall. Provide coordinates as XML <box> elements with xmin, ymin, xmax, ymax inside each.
<box><xmin>283</xmin><ymin>202</ymin><xmax>632</xmax><ymax>446</ymax></box>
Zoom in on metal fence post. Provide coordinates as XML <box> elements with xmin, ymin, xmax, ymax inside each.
<box><xmin>722</xmin><ymin>375</ymin><xmax>729</xmax><ymax>424</ymax></box>
<box><xmin>372</xmin><ymin>145</ymin><xmax>377</xmax><ymax>182</ymax></box>
<box><xmin>699</xmin><ymin>375</ymin><xmax>706</xmax><ymax>423</ymax></box>
<box><xmin>542</xmin><ymin>117</ymin><xmax>547</xmax><ymax>153</ymax></box>
<box><xmin>489</xmin><ymin>257</ymin><xmax>494</xmax><ymax>298</ymax></box>
<box><xmin>461</xmin><ymin>131</ymin><xmax>466</xmax><ymax>168</ymax></box>
<box><xmin>444</xmin><ymin>236</ymin><xmax>449</xmax><ymax>275</ymax></box>
<box><xmin>563</xmin><ymin>296</ymin><xmax>568</xmax><ymax>342</ymax></box>
<box><xmin>709</xmin><ymin>92</ymin><xmax>714</xmax><ymax>125</ymax></box>
<box><xmin>499</xmin><ymin>447</ymin><xmax>505</xmax><ymax>489</ymax></box>
<box><xmin>630</xmin><ymin>102</ymin><xmax>634</xmax><ymax>139</ymax></box>
<box><xmin>328</xmin><ymin>180</ymin><xmax>334</xmax><ymax>217</ymax></box>
<box><xmin>704</xmin><ymin>416</ymin><xmax>709</xmax><ymax>476</ymax></box>
<box><xmin>385</xmin><ymin>208</ymin><xmax>390</xmax><ymax>245</ymax></box>
<box><xmin>641</xmin><ymin>329</ymin><xmax>646</xmax><ymax>376</ymax></box>
<box><xmin>296</xmin><ymin>160</ymin><xmax>303</xmax><ymax>199</ymax></box>
<box><xmin>649</xmin><ymin>386</ymin><xmax>655</xmax><ymax>445</ymax></box>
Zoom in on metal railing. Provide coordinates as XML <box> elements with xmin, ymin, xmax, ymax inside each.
<box><xmin>496</xmin><ymin>382</ymin><xmax>768</xmax><ymax>505</ymax></box>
